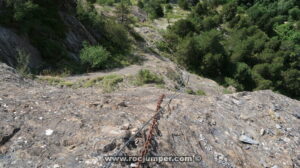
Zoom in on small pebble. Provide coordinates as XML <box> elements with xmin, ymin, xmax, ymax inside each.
<box><xmin>276</xmin><ymin>124</ymin><xmax>281</xmax><ymax>129</ymax></box>
<box><xmin>260</xmin><ymin>129</ymin><xmax>265</xmax><ymax>136</ymax></box>
<box><xmin>45</xmin><ymin>129</ymin><xmax>54</xmax><ymax>136</ymax></box>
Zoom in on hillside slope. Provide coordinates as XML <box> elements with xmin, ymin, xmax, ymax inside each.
<box><xmin>0</xmin><ymin>63</ymin><xmax>300</xmax><ymax>168</ymax></box>
<box><xmin>0</xmin><ymin>1</ymin><xmax>300</xmax><ymax>168</ymax></box>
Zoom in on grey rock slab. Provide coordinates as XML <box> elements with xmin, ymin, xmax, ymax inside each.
<box><xmin>239</xmin><ymin>135</ymin><xmax>259</xmax><ymax>145</ymax></box>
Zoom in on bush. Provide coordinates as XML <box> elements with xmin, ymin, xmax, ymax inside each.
<box><xmin>196</xmin><ymin>89</ymin><xmax>206</xmax><ymax>96</ymax></box>
<box><xmin>16</xmin><ymin>49</ymin><xmax>32</xmax><ymax>78</ymax></box>
<box><xmin>224</xmin><ymin>77</ymin><xmax>243</xmax><ymax>91</ymax></box>
<box><xmin>135</xmin><ymin>69</ymin><xmax>164</xmax><ymax>86</ymax></box>
<box><xmin>185</xmin><ymin>88</ymin><xmax>206</xmax><ymax>95</ymax></box>
<box><xmin>80</xmin><ymin>43</ymin><xmax>111</xmax><ymax>69</ymax></box>
<box><xmin>155</xmin><ymin>41</ymin><xmax>170</xmax><ymax>53</ymax></box>
<box><xmin>83</xmin><ymin>76</ymin><xmax>104</xmax><ymax>88</ymax></box>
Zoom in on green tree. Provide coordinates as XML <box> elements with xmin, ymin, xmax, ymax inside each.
<box><xmin>289</xmin><ymin>7</ymin><xmax>300</xmax><ymax>20</ymax></box>
<box><xmin>282</xmin><ymin>69</ymin><xmax>300</xmax><ymax>98</ymax></box>
<box><xmin>193</xmin><ymin>2</ymin><xmax>209</xmax><ymax>16</ymax></box>
<box><xmin>169</xmin><ymin>19</ymin><xmax>195</xmax><ymax>37</ymax></box>
<box><xmin>222</xmin><ymin>1</ymin><xmax>237</xmax><ymax>21</ymax></box>
<box><xmin>233</xmin><ymin>62</ymin><xmax>254</xmax><ymax>90</ymax></box>
<box><xmin>116</xmin><ymin>0</ymin><xmax>130</xmax><ymax>24</ymax></box>
<box><xmin>176</xmin><ymin>37</ymin><xmax>201</xmax><ymax>70</ymax></box>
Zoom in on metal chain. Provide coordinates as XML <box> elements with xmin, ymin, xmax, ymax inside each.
<box><xmin>102</xmin><ymin>75</ymin><xmax>189</xmax><ymax>168</ymax></box>
<box><xmin>137</xmin><ymin>94</ymin><xmax>165</xmax><ymax>168</ymax></box>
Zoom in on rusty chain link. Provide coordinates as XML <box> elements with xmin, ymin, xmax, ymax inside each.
<box><xmin>103</xmin><ymin>75</ymin><xmax>189</xmax><ymax>168</ymax></box>
<box><xmin>137</xmin><ymin>94</ymin><xmax>165</xmax><ymax>168</ymax></box>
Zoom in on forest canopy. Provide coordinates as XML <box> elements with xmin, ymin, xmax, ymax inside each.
<box><xmin>163</xmin><ymin>0</ymin><xmax>300</xmax><ymax>99</ymax></box>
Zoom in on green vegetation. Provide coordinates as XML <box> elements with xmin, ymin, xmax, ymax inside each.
<box><xmin>80</xmin><ymin>43</ymin><xmax>111</xmax><ymax>70</ymax></box>
<box><xmin>0</xmin><ymin>0</ymin><xmax>134</xmax><ymax>74</ymax></box>
<box><xmin>1</xmin><ymin>0</ymin><xmax>299</xmax><ymax>100</ymax></box>
<box><xmin>137</xmin><ymin>0</ymin><xmax>165</xmax><ymax>19</ymax></box>
<box><xmin>178</xmin><ymin>0</ymin><xmax>202</xmax><ymax>10</ymax></box>
<box><xmin>101</xmin><ymin>74</ymin><xmax>124</xmax><ymax>92</ymax></box>
<box><xmin>164</xmin><ymin>0</ymin><xmax>300</xmax><ymax>99</ymax></box>
<box><xmin>16</xmin><ymin>49</ymin><xmax>33</xmax><ymax>78</ymax></box>
<box><xmin>82</xmin><ymin>77</ymin><xmax>104</xmax><ymax>88</ymax></box>
<box><xmin>185</xmin><ymin>88</ymin><xmax>194</xmax><ymax>94</ymax></box>
<box><xmin>185</xmin><ymin>88</ymin><xmax>206</xmax><ymax>96</ymax></box>
<box><xmin>134</xmin><ymin>69</ymin><xmax>164</xmax><ymax>86</ymax></box>
<box><xmin>196</xmin><ymin>89</ymin><xmax>206</xmax><ymax>96</ymax></box>
<box><xmin>76</xmin><ymin>0</ymin><xmax>137</xmax><ymax>71</ymax></box>
<box><xmin>78</xmin><ymin>74</ymin><xmax>123</xmax><ymax>92</ymax></box>
<box><xmin>38</xmin><ymin>76</ymin><xmax>74</xmax><ymax>87</ymax></box>
<box><xmin>81</xmin><ymin>74</ymin><xmax>123</xmax><ymax>92</ymax></box>
<box><xmin>223</xmin><ymin>88</ymin><xmax>233</xmax><ymax>94</ymax></box>
<box><xmin>0</xmin><ymin>0</ymin><xmax>68</xmax><ymax>70</ymax></box>
<box><xmin>38</xmin><ymin>74</ymin><xmax>123</xmax><ymax>92</ymax></box>
<box><xmin>77</xmin><ymin>0</ymin><xmax>132</xmax><ymax>55</ymax></box>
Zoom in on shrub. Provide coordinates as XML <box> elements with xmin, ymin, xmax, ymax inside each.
<box><xmin>80</xmin><ymin>43</ymin><xmax>111</xmax><ymax>70</ymax></box>
<box><xmin>155</xmin><ymin>41</ymin><xmax>170</xmax><ymax>53</ymax></box>
<box><xmin>196</xmin><ymin>89</ymin><xmax>206</xmax><ymax>96</ymax></box>
<box><xmin>135</xmin><ymin>69</ymin><xmax>164</xmax><ymax>86</ymax></box>
<box><xmin>223</xmin><ymin>88</ymin><xmax>233</xmax><ymax>94</ymax></box>
<box><xmin>224</xmin><ymin>77</ymin><xmax>243</xmax><ymax>91</ymax></box>
<box><xmin>38</xmin><ymin>76</ymin><xmax>66</xmax><ymax>86</ymax></box>
<box><xmin>185</xmin><ymin>88</ymin><xmax>195</xmax><ymax>94</ymax></box>
<box><xmin>16</xmin><ymin>49</ymin><xmax>33</xmax><ymax>78</ymax></box>
<box><xmin>83</xmin><ymin>76</ymin><xmax>104</xmax><ymax>88</ymax></box>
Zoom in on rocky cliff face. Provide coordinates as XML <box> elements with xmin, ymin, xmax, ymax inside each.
<box><xmin>0</xmin><ymin>63</ymin><xmax>299</xmax><ymax>168</ymax></box>
<box><xmin>0</xmin><ymin>27</ymin><xmax>42</xmax><ymax>69</ymax></box>
<box><xmin>0</xmin><ymin>1</ymin><xmax>98</xmax><ymax>69</ymax></box>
